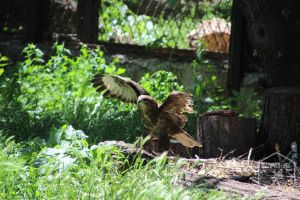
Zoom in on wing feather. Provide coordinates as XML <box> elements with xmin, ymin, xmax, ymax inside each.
<box><xmin>166</xmin><ymin>123</ymin><xmax>202</xmax><ymax>148</ymax></box>
<box><xmin>159</xmin><ymin>91</ymin><xmax>194</xmax><ymax>128</ymax></box>
<box><xmin>92</xmin><ymin>74</ymin><xmax>148</xmax><ymax>103</ymax></box>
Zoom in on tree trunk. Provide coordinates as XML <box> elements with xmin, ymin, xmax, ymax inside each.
<box><xmin>77</xmin><ymin>0</ymin><xmax>99</xmax><ymax>43</ymax></box>
<box><xmin>260</xmin><ymin>88</ymin><xmax>300</xmax><ymax>154</ymax></box>
<box><xmin>239</xmin><ymin>0</ymin><xmax>300</xmax><ymax>87</ymax></box>
<box><xmin>197</xmin><ymin>112</ymin><xmax>256</xmax><ymax>158</ymax></box>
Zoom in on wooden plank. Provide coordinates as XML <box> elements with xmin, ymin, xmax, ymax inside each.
<box><xmin>216</xmin><ymin>179</ymin><xmax>300</xmax><ymax>199</ymax></box>
<box><xmin>98</xmin><ymin>41</ymin><xmax>229</xmax><ymax>62</ymax></box>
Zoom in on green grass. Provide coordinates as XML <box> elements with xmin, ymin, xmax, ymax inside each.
<box><xmin>0</xmin><ymin>127</ymin><xmax>225</xmax><ymax>199</ymax></box>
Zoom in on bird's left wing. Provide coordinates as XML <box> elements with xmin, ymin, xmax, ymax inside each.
<box><xmin>159</xmin><ymin>91</ymin><xmax>194</xmax><ymax>128</ymax></box>
<box><xmin>92</xmin><ymin>74</ymin><xmax>149</xmax><ymax>103</ymax></box>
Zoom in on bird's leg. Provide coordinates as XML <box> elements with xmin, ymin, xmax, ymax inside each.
<box><xmin>142</xmin><ymin>130</ymin><xmax>151</xmax><ymax>137</ymax></box>
<box><xmin>142</xmin><ymin>130</ymin><xmax>159</xmax><ymax>152</ymax></box>
<box><xmin>158</xmin><ymin>133</ymin><xmax>170</xmax><ymax>153</ymax></box>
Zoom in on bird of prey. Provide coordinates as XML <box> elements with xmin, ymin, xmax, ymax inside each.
<box><xmin>91</xmin><ymin>74</ymin><xmax>202</xmax><ymax>151</ymax></box>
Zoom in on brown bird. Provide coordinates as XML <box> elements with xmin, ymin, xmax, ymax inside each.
<box><xmin>91</xmin><ymin>74</ymin><xmax>202</xmax><ymax>151</ymax></box>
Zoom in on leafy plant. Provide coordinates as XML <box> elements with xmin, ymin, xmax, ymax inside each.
<box><xmin>140</xmin><ymin>70</ymin><xmax>184</xmax><ymax>102</ymax></box>
<box><xmin>199</xmin><ymin>0</ymin><xmax>232</xmax><ymax>20</ymax></box>
<box><xmin>192</xmin><ymin>44</ymin><xmax>262</xmax><ymax>119</ymax></box>
<box><xmin>0</xmin><ymin>126</ymin><xmax>224</xmax><ymax>199</ymax></box>
<box><xmin>0</xmin><ymin>44</ymin><xmax>192</xmax><ymax>143</ymax></box>
<box><xmin>0</xmin><ymin>54</ymin><xmax>11</xmax><ymax>76</ymax></box>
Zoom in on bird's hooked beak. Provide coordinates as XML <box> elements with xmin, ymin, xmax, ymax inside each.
<box><xmin>137</xmin><ymin>95</ymin><xmax>158</xmax><ymax>110</ymax></box>
<box><xmin>137</xmin><ymin>96</ymin><xmax>143</xmax><ymax>104</ymax></box>
<box><xmin>137</xmin><ymin>95</ymin><xmax>149</xmax><ymax>104</ymax></box>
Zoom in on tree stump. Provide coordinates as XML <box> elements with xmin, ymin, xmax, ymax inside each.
<box><xmin>197</xmin><ymin>111</ymin><xmax>257</xmax><ymax>158</ymax></box>
<box><xmin>261</xmin><ymin>88</ymin><xmax>300</xmax><ymax>154</ymax></box>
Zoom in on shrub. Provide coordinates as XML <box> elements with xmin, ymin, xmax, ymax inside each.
<box><xmin>193</xmin><ymin>46</ymin><xmax>262</xmax><ymax>119</ymax></box>
<box><xmin>0</xmin><ymin>43</ymin><xmax>188</xmax><ymax>142</ymax></box>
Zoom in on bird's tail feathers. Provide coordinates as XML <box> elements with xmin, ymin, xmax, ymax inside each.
<box><xmin>169</xmin><ymin>131</ymin><xmax>202</xmax><ymax>148</ymax></box>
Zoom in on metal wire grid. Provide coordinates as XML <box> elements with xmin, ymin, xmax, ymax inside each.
<box><xmin>0</xmin><ymin>0</ymin><xmax>27</xmax><ymax>35</ymax></box>
<box><xmin>99</xmin><ymin>0</ymin><xmax>232</xmax><ymax>53</ymax></box>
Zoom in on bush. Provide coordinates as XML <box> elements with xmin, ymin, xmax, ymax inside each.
<box><xmin>0</xmin><ymin>43</ymin><xmax>188</xmax><ymax>142</ymax></box>
<box><xmin>192</xmin><ymin>48</ymin><xmax>262</xmax><ymax>119</ymax></box>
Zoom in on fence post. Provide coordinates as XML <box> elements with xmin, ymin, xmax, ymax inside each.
<box><xmin>26</xmin><ymin>0</ymin><xmax>50</xmax><ymax>42</ymax></box>
<box><xmin>227</xmin><ymin>0</ymin><xmax>246</xmax><ymax>95</ymax></box>
<box><xmin>77</xmin><ymin>0</ymin><xmax>100</xmax><ymax>43</ymax></box>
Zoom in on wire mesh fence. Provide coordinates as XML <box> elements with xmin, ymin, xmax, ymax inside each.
<box><xmin>0</xmin><ymin>0</ymin><xmax>27</xmax><ymax>37</ymax></box>
<box><xmin>99</xmin><ymin>0</ymin><xmax>232</xmax><ymax>53</ymax></box>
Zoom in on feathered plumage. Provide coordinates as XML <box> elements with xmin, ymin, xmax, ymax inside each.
<box><xmin>92</xmin><ymin>74</ymin><xmax>202</xmax><ymax>149</ymax></box>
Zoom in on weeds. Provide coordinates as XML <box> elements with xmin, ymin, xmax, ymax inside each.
<box><xmin>0</xmin><ymin>127</ymin><xmax>223</xmax><ymax>199</ymax></box>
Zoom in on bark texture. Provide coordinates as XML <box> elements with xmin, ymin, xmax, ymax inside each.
<box><xmin>197</xmin><ymin>113</ymin><xmax>256</xmax><ymax>158</ymax></box>
<box><xmin>261</xmin><ymin>88</ymin><xmax>300</xmax><ymax>154</ymax></box>
<box><xmin>239</xmin><ymin>0</ymin><xmax>300</xmax><ymax>87</ymax></box>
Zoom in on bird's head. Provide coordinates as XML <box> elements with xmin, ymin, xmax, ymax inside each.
<box><xmin>137</xmin><ymin>95</ymin><xmax>158</xmax><ymax>112</ymax></box>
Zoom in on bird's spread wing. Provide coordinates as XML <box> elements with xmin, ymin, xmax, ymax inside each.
<box><xmin>159</xmin><ymin>91</ymin><xmax>194</xmax><ymax>128</ymax></box>
<box><xmin>92</xmin><ymin>74</ymin><xmax>149</xmax><ymax>103</ymax></box>
<box><xmin>167</xmin><ymin>124</ymin><xmax>202</xmax><ymax>148</ymax></box>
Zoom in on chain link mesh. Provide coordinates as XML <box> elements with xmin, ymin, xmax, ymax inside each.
<box><xmin>99</xmin><ymin>0</ymin><xmax>232</xmax><ymax>53</ymax></box>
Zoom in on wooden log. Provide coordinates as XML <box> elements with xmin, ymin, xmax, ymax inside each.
<box><xmin>216</xmin><ymin>179</ymin><xmax>300</xmax><ymax>199</ymax></box>
<box><xmin>261</xmin><ymin>88</ymin><xmax>300</xmax><ymax>154</ymax></box>
<box><xmin>197</xmin><ymin>111</ymin><xmax>257</xmax><ymax>158</ymax></box>
<box><xmin>98</xmin><ymin>140</ymin><xmax>155</xmax><ymax>160</ymax></box>
<box><xmin>145</xmin><ymin>138</ymin><xmax>200</xmax><ymax>158</ymax></box>
<box><xmin>169</xmin><ymin>140</ymin><xmax>200</xmax><ymax>158</ymax></box>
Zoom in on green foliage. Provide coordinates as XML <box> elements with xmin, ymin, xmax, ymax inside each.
<box><xmin>0</xmin><ymin>54</ymin><xmax>11</xmax><ymax>76</ymax></box>
<box><xmin>193</xmin><ymin>46</ymin><xmax>262</xmax><ymax>119</ymax></box>
<box><xmin>0</xmin><ymin>127</ymin><xmax>224</xmax><ymax>199</ymax></box>
<box><xmin>199</xmin><ymin>0</ymin><xmax>233</xmax><ymax>20</ymax></box>
<box><xmin>99</xmin><ymin>0</ymin><xmax>232</xmax><ymax>48</ymax></box>
<box><xmin>0</xmin><ymin>44</ymin><xmax>188</xmax><ymax>142</ymax></box>
<box><xmin>140</xmin><ymin>70</ymin><xmax>184</xmax><ymax>102</ymax></box>
<box><xmin>0</xmin><ymin>43</ymin><xmax>143</xmax><ymax>141</ymax></box>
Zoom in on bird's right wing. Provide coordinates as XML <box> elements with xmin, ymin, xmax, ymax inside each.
<box><xmin>159</xmin><ymin>91</ymin><xmax>194</xmax><ymax>128</ymax></box>
<box><xmin>92</xmin><ymin>74</ymin><xmax>149</xmax><ymax>103</ymax></box>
